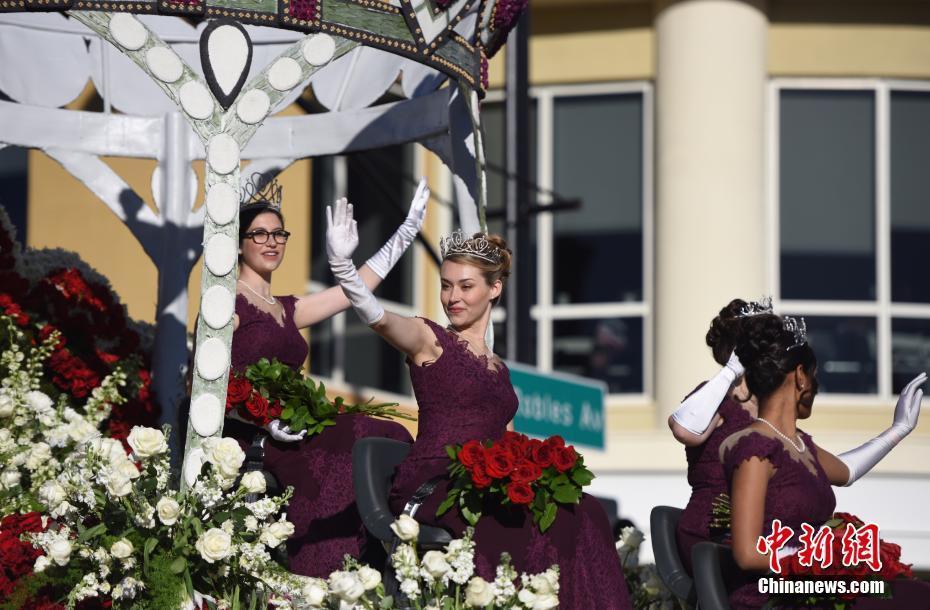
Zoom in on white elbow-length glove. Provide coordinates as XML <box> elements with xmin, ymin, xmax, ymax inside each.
<box><xmin>838</xmin><ymin>371</ymin><xmax>926</xmax><ymax>486</ymax></box>
<box><xmin>327</xmin><ymin>197</ymin><xmax>385</xmax><ymax>325</ymax></box>
<box><xmin>670</xmin><ymin>352</ymin><xmax>745</xmax><ymax>435</ymax></box>
<box><xmin>364</xmin><ymin>178</ymin><xmax>430</xmax><ymax>279</ymax></box>
<box><xmin>266</xmin><ymin>419</ymin><xmax>305</xmax><ymax>442</ymax></box>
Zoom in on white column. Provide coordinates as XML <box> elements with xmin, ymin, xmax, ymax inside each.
<box><xmin>654</xmin><ymin>0</ymin><xmax>769</xmax><ymax>420</ymax></box>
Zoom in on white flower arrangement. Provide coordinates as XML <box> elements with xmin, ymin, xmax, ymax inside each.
<box><xmin>615</xmin><ymin>526</ymin><xmax>677</xmax><ymax>610</ymax></box>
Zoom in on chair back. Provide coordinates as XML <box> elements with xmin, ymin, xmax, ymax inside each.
<box><xmin>649</xmin><ymin>505</ymin><xmax>695</xmax><ymax>607</ymax></box>
<box><xmin>353</xmin><ymin>437</ymin><xmax>412</xmax><ymax>543</ymax></box>
<box><xmin>692</xmin><ymin>541</ymin><xmax>739</xmax><ymax>610</ymax></box>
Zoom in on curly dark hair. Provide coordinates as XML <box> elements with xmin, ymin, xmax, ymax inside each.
<box><xmin>734</xmin><ymin>313</ymin><xmax>817</xmax><ymax>401</ymax></box>
<box><xmin>706</xmin><ymin>299</ymin><xmax>749</xmax><ymax>366</ymax></box>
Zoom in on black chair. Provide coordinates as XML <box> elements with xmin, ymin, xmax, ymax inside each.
<box><xmin>241</xmin><ymin>433</ymin><xmax>281</xmax><ymax>499</ymax></box>
<box><xmin>692</xmin><ymin>541</ymin><xmax>739</xmax><ymax>610</ymax></box>
<box><xmin>352</xmin><ymin>437</ymin><xmax>452</xmax><ymax>548</ymax></box>
<box><xmin>650</xmin><ymin>506</ymin><xmax>696</xmax><ymax>608</ymax></box>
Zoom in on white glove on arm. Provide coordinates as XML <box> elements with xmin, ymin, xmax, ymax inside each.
<box><xmin>365</xmin><ymin>178</ymin><xmax>430</xmax><ymax>279</ymax></box>
<box><xmin>327</xmin><ymin>197</ymin><xmax>385</xmax><ymax>325</ymax></box>
<box><xmin>670</xmin><ymin>352</ymin><xmax>745</xmax><ymax>435</ymax></box>
<box><xmin>266</xmin><ymin>419</ymin><xmax>305</xmax><ymax>442</ymax></box>
<box><xmin>838</xmin><ymin>372</ymin><xmax>925</xmax><ymax>486</ymax></box>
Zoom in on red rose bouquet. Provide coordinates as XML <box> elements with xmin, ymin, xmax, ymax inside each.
<box><xmin>436</xmin><ymin>432</ymin><xmax>595</xmax><ymax>533</ymax></box>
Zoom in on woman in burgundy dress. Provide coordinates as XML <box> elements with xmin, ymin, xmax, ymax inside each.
<box><xmin>223</xmin><ymin>181</ymin><xmax>429</xmax><ymax>577</ymax></box>
<box><xmin>667</xmin><ymin>298</ymin><xmax>762</xmax><ymax>574</ymax></box>
<box><xmin>719</xmin><ymin>313</ymin><xmax>927</xmax><ymax>609</ymax></box>
<box><xmin>326</xmin><ymin>217</ymin><xmax>632</xmax><ymax>609</ymax></box>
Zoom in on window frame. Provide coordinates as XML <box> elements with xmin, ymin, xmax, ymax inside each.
<box><xmin>767</xmin><ymin>78</ymin><xmax>930</xmax><ymax>403</ymax></box>
<box><xmin>483</xmin><ymin>81</ymin><xmax>655</xmax><ymax>403</ymax></box>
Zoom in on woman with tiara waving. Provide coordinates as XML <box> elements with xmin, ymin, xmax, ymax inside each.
<box><xmin>223</xmin><ymin>174</ymin><xmax>429</xmax><ymax>577</ymax></box>
<box><xmin>326</xmin><ymin>213</ymin><xmax>632</xmax><ymax>609</ymax></box>
<box><xmin>666</xmin><ymin>297</ymin><xmax>767</xmax><ymax>575</ymax></box>
<box><xmin>718</xmin><ymin>312</ymin><xmax>929</xmax><ymax>609</ymax></box>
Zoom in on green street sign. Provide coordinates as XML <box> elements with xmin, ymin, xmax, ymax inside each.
<box><xmin>507</xmin><ymin>361</ymin><xmax>606</xmax><ymax>450</ymax></box>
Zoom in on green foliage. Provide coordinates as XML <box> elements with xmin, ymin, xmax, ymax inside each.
<box><xmin>140</xmin><ymin>553</ymin><xmax>188</xmax><ymax>610</ymax></box>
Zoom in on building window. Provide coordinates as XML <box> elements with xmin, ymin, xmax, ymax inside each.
<box><xmin>480</xmin><ymin>83</ymin><xmax>653</xmax><ymax>398</ymax></box>
<box><xmin>772</xmin><ymin>80</ymin><xmax>930</xmax><ymax>397</ymax></box>
<box><xmin>0</xmin><ymin>146</ymin><xmax>28</xmax><ymax>243</ymax></box>
<box><xmin>309</xmin><ymin>145</ymin><xmax>418</xmax><ymax>397</ymax></box>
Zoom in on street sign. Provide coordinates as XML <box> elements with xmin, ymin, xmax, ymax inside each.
<box><xmin>506</xmin><ymin>361</ymin><xmax>606</xmax><ymax>450</ymax></box>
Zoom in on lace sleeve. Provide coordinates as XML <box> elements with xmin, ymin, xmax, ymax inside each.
<box><xmin>722</xmin><ymin>431</ymin><xmax>787</xmax><ymax>480</ymax></box>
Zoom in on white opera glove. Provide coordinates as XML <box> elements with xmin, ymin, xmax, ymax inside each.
<box><xmin>327</xmin><ymin>200</ymin><xmax>385</xmax><ymax>325</ymax></box>
<box><xmin>670</xmin><ymin>352</ymin><xmax>745</xmax><ymax>435</ymax></box>
<box><xmin>838</xmin><ymin>371</ymin><xmax>926</xmax><ymax>486</ymax></box>
<box><xmin>365</xmin><ymin>178</ymin><xmax>430</xmax><ymax>279</ymax></box>
<box><xmin>266</xmin><ymin>419</ymin><xmax>306</xmax><ymax>442</ymax></box>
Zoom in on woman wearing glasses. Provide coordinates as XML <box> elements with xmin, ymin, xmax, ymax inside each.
<box><xmin>224</xmin><ymin>181</ymin><xmax>429</xmax><ymax>577</ymax></box>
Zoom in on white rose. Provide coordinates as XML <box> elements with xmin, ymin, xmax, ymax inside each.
<box><xmin>531</xmin><ymin>593</ymin><xmax>559</xmax><ymax>610</ymax></box>
<box><xmin>518</xmin><ymin>589</ymin><xmax>537</xmax><ymax>607</ymax></box>
<box><xmin>0</xmin><ymin>428</ymin><xmax>10</xmax><ymax>443</ymax></box>
<box><xmin>529</xmin><ymin>573</ymin><xmax>556</xmax><ymax>596</ymax></box>
<box><xmin>68</xmin><ymin>419</ymin><xmax>100</xmax><ymax>444</ymax></box>
<box><xmin>38</xmin><ymin>480</ymin><xmax>66</xmax><ymax>509</ymax></box>
<box><xmin>208</xmin><ymin>438</ymin><xmax>245</xmax><ymax>478</ymax></box>
<box><xmin>465</xmin><ymin>577</ymin><xmax>496</xmax><ymax>607</ymax></box>
<box><xmin>390</xmin><ymin>515</ymin><xmax>420</xmax><ymax>542</ymax></box>
<box><xmin>106</xmin><ymin>471</ymin><xmax>133</xmax><ymax>497</ymax></box>
<box><xmin>33</xmin><ymin>555</ymin><xmax>51</xmax><ymax>573</ymax></box>
<box><xmin>260</xmin><ymin>520</ymin><xmax>295</xmax><ymax>548</ymax></box>
<box><xmin>48</xmin><ymin>539</ymin><xmax>72</xmax><ymax>566</ymax></box>
<box><xmin>301</xmin><ymin>580</ymin><xmax>327</xmax><ymax>606</ymax></box>
<box><xmin>25</xmin><ymin>442</ymin><xmax>51</xmax><ymax>470</ymax></box>
<box><xmin>196</xmin><ymin>528</ymin><xmax>233</xmax><ymax>563</ymax></box>
<box><xmin>421</xmin><ymin>550</ymin><xmax>451</xmax><ymax>579</ymax></box>
<box><xmin>127</xmin><ymin>426</ymin><xmax>168</xmax><ymax>458</ymax></box>
<box><xmin>328</xmin><ymin>571</ymin><xmax>365</xmax><ymax>603</ymax></box>
<box><xmin>0</xmin><ymin>392</ymin><xmax>14</xmax><ymax>417</ymax></box>
<box><xmin>156</xmin><ymin>496</ymin><xmax>181</xmax><ymax>525</ymax></box>
<box><xmin>1</xmin><ymin>469</ymin><xmax>21</xmax><ymax>489</ymax></box>
<box><xmin>357</xmin><ymin>566</ymin><xmax>381</xmax><ymax>591</ymax></box>
<box><xmin>115</xmin><ymin>459</ymin><xmax>141</xmax><ymax>480</ymax></box>
<box><xmin>89</xmin><ymin>437</ymin><xmax>129</xmax><ymax>465</ymax></box>
<box><xmin>240</xmin><ymin>471</ymin><xmax>266</xmax><ymax>494</ymax></box>
<box><xmin>619</xmin><ymin>526</ymin><xmax>644</xmax><ymax>551</ymax></box>
<box><xmin>25</xmin><ymin>391</ymin><xmax>53</xmax><ymax>413</ymax></box>
<box><xmin>110</xmin><ymin>538</ymin><xmax>134</xmax><ymax>559</ymax></box>
<box><xmin>244</xmin><ymin>516</ymin><xmax>258</xmax><ymax>532</ymax></box>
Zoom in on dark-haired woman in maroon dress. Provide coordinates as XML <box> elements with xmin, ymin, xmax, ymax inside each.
<box><xmin>223</xmin><ymin>182</ymin><xmax>429</xmax><ymax>577</ymax></box>
<box><xmin>326</xmin><ymin>212</ymin><xmax>632</xmax><ymax>609</ymax></box>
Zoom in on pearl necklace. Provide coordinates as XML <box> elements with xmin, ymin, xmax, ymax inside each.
<box><xmin>756</xmin><ymin>417</ymin><xmax>806</xmax><ymax>453</ymax></box>
<box><xmin>238</xmin><ymin>280</ymin><xmax>276</xmax><ymax>306</ymax></box>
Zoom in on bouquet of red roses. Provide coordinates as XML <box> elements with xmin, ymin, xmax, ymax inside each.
<box><xmin>436</xmin><ymin>432</ymin><xmax>594</xmax><ymax>533</ymax></box>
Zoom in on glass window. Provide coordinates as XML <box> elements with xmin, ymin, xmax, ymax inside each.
<box><xmin>344</xmin><ymin>316</ymin><xmax>411</xmax><ymax>395</ymax></box>
<box><xmin>308</xmin><ymin>317</ymin><xmax>335</xmax><ymax>379</ymax></box>
<box><xmin>805</xmin><ymin>316</ymin><xmax>877</xmax><ymax>394</ymax></box>
<box><xmin>0</xmin><ymin>146</ymin><xmax>28</xmax><ymax>244</ymax></box>
<box><xmin>553</xmin><ymin>317</ymin><xmax>643</xmax><ymax>394</ymax></box>
<box><xmin>779</xmin><ymin>90</ymin><xmax>875</xmax><ymax>301</ymax></box>
<box><xmin>891</xmin><ymin>91</ymin><xmax>930</xmax><ymax>303</ymax></box>
<box><xmin>553</xmin><ymin>94</ymin><xmax>644</xmax><ymax>304</ymax></box>
<box><xmin>891</xmin><ymin>318</ymin><xmax>930</xmax><ymax>394</ymax></box>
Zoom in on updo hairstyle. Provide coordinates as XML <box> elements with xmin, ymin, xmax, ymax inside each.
<box><xmin>734</xmin><ymin>314</ymin><xmax>817</xmax><ymax>401</ymax></box>
<box><xmin>705</xmin><ymin>299</ymin><xmax>749</xmax><ymax>366</ymax></box>
<box><xmin>444</xmin><ymin>233</ymin><xmax>512</xmax><ymax>305</ymax></box>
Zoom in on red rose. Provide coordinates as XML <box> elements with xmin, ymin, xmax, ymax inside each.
<box><xmin>526</xmin><ymin>438</ymin><xmax>543</xmax><ymax>458</ymax></box>
<box><xmin>510</xmin><ymin>461</ymin><xmax>543</xmax><ymax>483</ymax></box>
<box><xmin>546</xmin><ymin>435</ymin><xmax>565</xmax><ymax>449</ymax></box>
<box><xmin>471</xmin><ymin>464</ymin><xmax>493</xmax><ymax>489</ymax></box>
<box><xmin>244</xmin><ymin>393</ymin><xmax>270</xmax><ymax>425</ymax></box>
<box><xmin>268</xmin><ymin>400</ymin><xmax>283</xmax><ymax>419</ymax></box>
<box><xmin>532</xmin><ymin>443</ymin><xmax>554</xmax><ymax>468</ymax></box>
<box><xmin>95</xmin><ymin>350</ymin><xmax>120</xmax><ymax>366</ymax></box>
<box><xmin>458</xmin><ymin>440</ymin><xmax>486</xmax><ymax>468</ymax></box>
<box><xmin>553</xmin><ymin>445</ymin><xmax>578</xmax><ymax>472</ymax></box>
<box><xmin>485</xmin><ymin>446</ymin><xmax>515</xmax><ymax>479</ymax></box>
<box><xmin>226</xmin><ymin>377</ymin><xmax>253</xmax><ymax>407</ymax></box>
<box><xmin>506</xmin><ymin>481</ymin><xmax>535</xmax><ymax>505</ymax></box>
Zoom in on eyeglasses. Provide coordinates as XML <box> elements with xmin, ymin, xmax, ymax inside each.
<box><xmin>244</xmin><ymin>229</ymin><xmax>291</xmax><ymax>245</ymax></box>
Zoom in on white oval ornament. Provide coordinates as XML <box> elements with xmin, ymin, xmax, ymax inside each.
<box><xmin>196</xmin><ymin>337</ymin><xmax>228</xmax><ymax>381</ymax></box>
<box><xmin>179</xmin><ymin>81</ymin><xmax>214</xmax><ymax>120</ymax></box>
<box><xmin>204</xmin><ymin>234</ymin><xmax>237</xmax><ymax>277</ymax></box>
<box><xmin>190</xmin><ymin>394</ymin><xmax>223</xmax><ymax>437</ymax></box>
<box><xmin>236</xmin><ymin>89</ymin><xmax>270</xmax><ymax>125</ymax></box>
<box><xmin>201</xmin><ymin>285</ymin><xmax>235</xmax><ymax>329</ymax></box>
<box><xmin>183</xmin><ymin>448</ymin><xmax>206</xmax><ymax>486</ymax></box>
<box><xmin>267</xmin><ymin>57</ymin><xmax>301</xmax><ymax>91</ymax></box>
<box><xmin>145</xmin><ymin>46</ymin><xmax>184</xmax><ymax>83</ymax></box>
<box><xmin>207</xmin><ymin>134</ymin><xmax>239</xmax><ymax>175</ymax></box>
<box><xmin>109</xmin><ymin>14</ymin><xmax>147</xmax><ymax>51</ymax></box>
<box><xmin>206</xmin><ymin>182</ymin><xmax>238</xmax><ymax>225</ymax></box>
<box><xmin>303</xmin><ymin>34</ymin><xmax>336</xmax><ymax>66</ymax></box>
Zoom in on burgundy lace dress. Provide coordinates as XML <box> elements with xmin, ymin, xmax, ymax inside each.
<box><xmin>226</xmin><ymin>294</ymin><xmax>413</xmax><ymax>577</ymax></box>
<box><xmin>675</xmin><ymin>388</ymin><xmax>755</xmax><ymax>575</ymax></box>
<box><xmin>389</xmin><ymin>319</ymin><xmax>631</xmax><ymax>610</ymax></box>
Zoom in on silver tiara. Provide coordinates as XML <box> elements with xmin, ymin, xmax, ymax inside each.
<box><xmin>240</xmin><ymin>172</ymin><xmax>283</xmax><ymax>209</ymax></box>
<box><xmin>439</xmin><ymin>229</ymin><xmax>502</xmax><ymax>264</ymax></box>
<box><xmin>737</xmin><ymin>296</ymin><xmax>774</xmax><ymax>318</ymax></box>
<box><xmin>784</xmin><ymin>316</ymin><xmax>808</xmax><ymax>350</ymax></box>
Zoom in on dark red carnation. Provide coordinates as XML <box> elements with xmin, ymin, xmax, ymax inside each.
<box><xmin>532</xmin><ymin>443</ymin><xmax>555</xmax><ymax>468</ymax></box>
<box><xmin>506</xmin><ymin>481</ymin><xmax>534</xmax><ymax>505</ymax></box>
<box><xmin>458</xmin><ymin>440</ymin><xmax>486</xmax><ymax>468</ymax></box>
<box><xmin>471</xmin><ymin>464</ymin><xmax>492</xmax><ymax>489</ymax></box>
<box><xmin>510</xmin><ymin>460</ymin><xmax>542</xmax><ymax>484</ymax></box>
<box><xmin>553</xmin><ymin>445</ymin><xmax>578</xmax><ymax>473</ymax></box>
<box><xmin>485</xmin><ymin>446</ymin><xmax>515</xmax><ymax>479</ymax></box>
